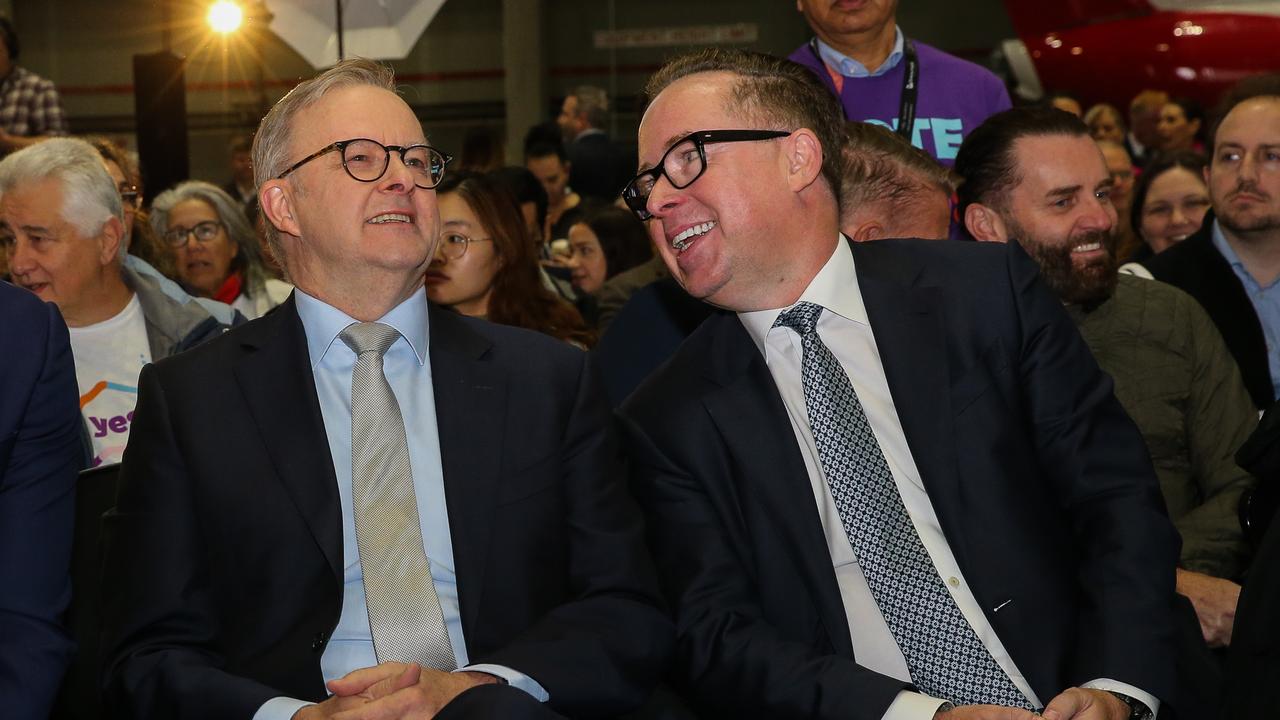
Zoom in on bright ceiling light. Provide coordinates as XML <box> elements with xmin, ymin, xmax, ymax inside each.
<box><xmin>208</xmin><ymin>1</ymin><xmax>244</xmax><ymax>34</ymax></box>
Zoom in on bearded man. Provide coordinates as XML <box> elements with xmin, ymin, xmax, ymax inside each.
<box><xmin>958</xmin><ymin>105</ymin><xmax>1257</xmax><ymax>656</ymax></box>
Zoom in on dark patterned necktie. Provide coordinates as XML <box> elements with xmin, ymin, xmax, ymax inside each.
<box><xmin>773</xmin><ymin>302</ymin><xmax>1029</xmax><ymax>707</ymax></box>
<box><xmin>341</xmin><ymin>321</ymin><xmax>456</xmax><ymax>670</ymax></box>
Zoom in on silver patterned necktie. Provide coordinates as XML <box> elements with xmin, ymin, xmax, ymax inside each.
<box><xmin>773</xmin><ymin>302</ymin><xmax>1030</xmax><ymax>708</ymax></box>
<box><xmin>340</xmin><ymin>321</ymin><xmax>456</xmax><ymax>670</ymax></box>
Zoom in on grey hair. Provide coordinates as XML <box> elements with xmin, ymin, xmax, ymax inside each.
<box><xmin>252</xmin><ymin>57</ymin><xmax>397</xmax><ymax>262</ymax></box>
<box><xmin>570</xmin><ymin>85</ymin><xmax>609</xmax><ymax>128</ymax></box>
<box><xmin>0</xmin><ymin>137</ymin><xmax>124</xmax><ymax>254</ymax></box>
<box><xmin>149</xmin><ymin>180</ymin><xmax>270</xmax><ymax>297</ymax></box>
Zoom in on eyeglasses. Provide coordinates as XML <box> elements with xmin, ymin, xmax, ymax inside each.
<box><xmin>438</xmin><ymin>232</ymin><xmax>493</xmax><ymax>260</ymax></box>
<box><xmin>118</xmin><ymin>184</ymin><xmax>142</xmax><ymax>210</ymax></box>
<box><xmin>164</xmin><ymin>220</ymin><xmax>223</xmax><ymax>248</ymax></box>
<box><xmin>276</xmin><ymin>137</ymin><xmax>452</xmax><ymax>189</ymax></box>
<box><xmin>622</xmin><ymin>129</ymin><xmax>792</xmax><ymax>220</ymax></box>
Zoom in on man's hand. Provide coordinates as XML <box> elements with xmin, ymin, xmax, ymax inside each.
<box><xmin>1042</xmin><ymin>688</ymin><xmax>1130</xmax><ymax>720</ymax></box>
<box><xmin>933</xmin><ymin>705</ymin><xmax>1040</xmax><ymax>719</ymax></box>
<box><xmin>324</xmin><ymin>662</ymin><xmax>500</xmax><ymax>719</ymax></box>
<box><xmin>1176</xmin><ymin>568</ymin><xmax>1241</xmax><ymax>647</ymax></box>
<box><xmin>291</xmin><ymin>693</ymin><xmax>374</xmax><ymax>719</ymax></box>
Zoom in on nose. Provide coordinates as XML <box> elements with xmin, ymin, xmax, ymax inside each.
<box><xmin>8</xmin><ymin>238</ymin><xmax>35</xmax><ymax>275</ymax></box>
<box><xmin>645</xmin><ymin>175</ymin><xmax>682</xmax><ymax>219</ymax></box>
<box><xmin>379</xmin><ymin>152</ymin><xmax>416</xmax><ymax>193</ymax></box>
<box><xmin>1082</xmin><ymin>193</ymin><xmax>1116</xmax><ymax>233</ymax></box>
<box><xmin>1238</xmin><ymin>152</ymin><xmax>1262</xmax><ymax>183</ymax></box>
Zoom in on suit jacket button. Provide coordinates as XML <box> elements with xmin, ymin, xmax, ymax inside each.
<box><xmin>311</xmin><ymin>632</ymin><xmax>328</xmax><ymax>652</ymax></box>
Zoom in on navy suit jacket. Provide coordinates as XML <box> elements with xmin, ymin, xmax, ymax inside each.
<box><xmin>101</xmin><ymin>297</ymin><xmax>673</xmax><ymax>719</ymax></box>
<box><xmin>0</xmin><ymin>282</ymin><xmax>81</xmax><ymax>719</ymax></box>
<box><xmin>618</xmin><ymin>240</ymin><xmax>1181</xmax><ymax>719</ymax></box>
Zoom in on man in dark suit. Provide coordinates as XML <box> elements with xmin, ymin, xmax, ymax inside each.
<box><xmin>101</xmin><ymin>59</ymin><xmax>672</xmax><ymax>720</ymax></box>
<box><xmin>557</xmin><ymin>86</ymin><xmax>629</xmax><ymax>202</ymax></box>
<box><xmin>0</xmin><ymin>281</ymin><xmax>81</xmax><ymax>719</ymax></box>
<box><xmin>616</xmin><ymin>49</ymin><xmax>1177</xmax><ymax>720</ymax></box>
<box><xmin>1142</xmin><ymin>74</ymin><xmax>1280</xmax><ymax>411</ymax></box>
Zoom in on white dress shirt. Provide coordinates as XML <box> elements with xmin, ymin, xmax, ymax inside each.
<box><xmin>739</xmin><ymin>238</ymin><xmax>1157</xmax><ymax>719</ymax></box>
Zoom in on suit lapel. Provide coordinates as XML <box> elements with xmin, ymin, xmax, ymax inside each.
<box><xmin>700</xmin><ymin>315</ymin><xmax>855</xmax><ymax>657</ymax></box>
<box><xmin>427</xmin><ymin>305</ymin><xmax>505</xmax><ymax>635</ymax></box>
<box><xmin>852</xmin><ymin>242</ymin><xmax>967</xmax><ymax>568</ymax></box>
<box><xmin>233</xmin><ymin>298</ymin><xmax>344</xmax><ymax>582</ymax></box>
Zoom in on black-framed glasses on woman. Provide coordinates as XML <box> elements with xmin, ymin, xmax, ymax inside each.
<box><xmin>276</xmin><ymin>138</ymin><xmax>453</xmax><ymax>189</ymax></box>
<box><xmin>622</xmin><ymin>129</ymin><xmax>792</xmax><ymax>220</ymax></box>
<box><xmin>118</xmin><ymin>183</ymin><xmax>142</xmax><ymax>210</ymax></box>
<box><xmin>163</xmin><ymin>220</ymin><xmax>223</xmax><ymax>248</ymax></box>
<box><xmin>438</xmin><ymin>231</ymin><xmax>494</xmax><ymax>260</ymax></box>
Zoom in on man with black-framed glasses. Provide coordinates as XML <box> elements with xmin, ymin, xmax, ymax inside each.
<box><xmin>617</xmin><ymin>48</ymin><xmax>1177</xmax><ymax>720</ymax></box>
<box><xmin>103</xmin><ymin>59</ymin><xmax>672</xmax><ymax>720</ymax></box>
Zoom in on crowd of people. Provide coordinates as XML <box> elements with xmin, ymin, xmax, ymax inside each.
<box><xmin>2</xmin><ymin>1</ymin><xmax>1279</xmax><ymax>719</ymax></box>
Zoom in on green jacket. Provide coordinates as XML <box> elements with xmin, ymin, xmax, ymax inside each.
<box><xmin>1070</xmin><ymin>275</ymin><xmax>1257</xmax><ymax>579</ymax></box>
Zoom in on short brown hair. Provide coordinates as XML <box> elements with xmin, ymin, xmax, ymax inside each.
<box><xmin>643</xmin><ymin>48</ymin><xmax>846</xmax><ymax>205</ymax></box>
<box><xmin>840</xmin><ymin>122</ymin><xmax>956</xmax><ymax>227</ymax></box>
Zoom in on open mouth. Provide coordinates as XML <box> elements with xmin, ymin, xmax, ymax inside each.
<box><xmin>368</xmin><ymin>212</ymin><xmax>413</xmax><ymax>225</ymax></box>
<box><xmin>1071</xmin><ymin>240</ymin><xmax>1103</xmax><ymax>254</ymax></box>
<box><xmin>671</xmin><ymin>221</ymin><xmax>716</xmax><ymax>252</ymax></box>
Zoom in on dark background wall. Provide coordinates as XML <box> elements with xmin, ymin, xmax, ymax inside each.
<box><xmin>6</xmin><ymin>0</ymin><xmax>1016</xmax><ymax>184</ymax></box>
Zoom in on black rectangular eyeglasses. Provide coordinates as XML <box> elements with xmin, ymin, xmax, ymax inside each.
<box><xmin>622</xmin><ymin>129</ymin><xmax>791</xmax><ymax>220</ymax></box>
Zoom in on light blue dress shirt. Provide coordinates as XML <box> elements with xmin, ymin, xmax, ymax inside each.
<box><xmin>255</xmin><ymin>288</ymin><xmax>547</xmax><ymax>720</ymax></box>
<box><xmin>1212</xmin><ymin>220</ymin><xmax>1280</xmax><ymax>402</ymax></box>
<box><xmin>814</xmin><ymin>25</ymin><xmax>905</xmax><ymax>78</ymax></box>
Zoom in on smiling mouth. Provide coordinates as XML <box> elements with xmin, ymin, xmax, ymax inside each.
<box><xmin>671</xmin><ymin>221</ymin><xmax>716</xmax><ymax>252</ymax></box>
<box><xmin>1072</xmin><ymin>240</ymin><xmax>1103</xmax><ymax>254</ymax></box>
<box><xmin>369</xmin><ymin>212</ymin><xmax>413</xmax><ymax>224</ymax></box>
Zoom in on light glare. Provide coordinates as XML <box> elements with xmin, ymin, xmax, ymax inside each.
<box><xmin>208</xmin><ymin>1</ymin><xmax>244</xmax><ymax>34</ymax></box>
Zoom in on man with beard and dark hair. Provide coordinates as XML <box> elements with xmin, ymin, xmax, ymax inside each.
<box><xmin>958</xmin><ymin>105</ymin><xmax>1258</xmax><ymax>652</ymax></box>
<box><xmin>1142</xmin><ymin>75</ymin><xmax>1280</xmax><ymax>411</ymax></box>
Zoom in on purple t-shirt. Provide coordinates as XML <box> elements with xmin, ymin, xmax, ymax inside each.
<box><xmin>789</xmin><ymin>40</ymin><xmax>1011</xmax><ymax>166</ymax></box>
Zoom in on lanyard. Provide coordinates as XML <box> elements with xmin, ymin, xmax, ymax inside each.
<box><xmin>809</xmin><ymin>37</ymin><xmax>919</xmax><ymax>141</ymax></box>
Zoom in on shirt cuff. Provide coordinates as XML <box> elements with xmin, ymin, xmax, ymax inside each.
<box><xmin>1081</xmin><ymin>679</ymin><xmax>1160</xmax><ymax>717</ymax></box>
<box><xmin>252</xmin><ymin>696</ymin><xmax>314</xmax><ymax>720</ymax></box>
<box><xmin>458</xmin><ymin>664</ymin><xmax>550</xmax><ymax>703</ymax></box>
<box><xmin>880</xmin><ymin>690</ymin><xmax>950</xmax><ymax>720</ymax></box>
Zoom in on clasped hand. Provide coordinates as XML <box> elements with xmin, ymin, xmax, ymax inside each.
<box><xmin>293</xmin><ymin>662</ymin><xmax>499</xmax><ymax>720</ymax></box>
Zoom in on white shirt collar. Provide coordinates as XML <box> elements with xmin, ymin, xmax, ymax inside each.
<box><xmin>739</xmin><ymin>235</ymin><xmax>867</xmax><ymax>359</ymax></box>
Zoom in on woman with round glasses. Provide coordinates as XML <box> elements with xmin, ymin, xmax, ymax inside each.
<box><xmin>150</xmin><ymin>181</ymin><xmax>291</xmax><ymax>319</ymax></box>
<box><xmin>426</xmin><ymin>171</ymin><xmax>594</xmax><ymax>347</ymax></box>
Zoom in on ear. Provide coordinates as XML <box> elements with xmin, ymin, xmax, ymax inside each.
<box><xmin>259</xmin><ymin>179</ymin><xmax>302</xmax><ymax>238</ymax></box>
<box><xmin>784</xmin><ymin>128</ymin><xmax>825</xmax><ymax>193</ymax></box>
<box><xmin>1203</xmin><ymin>163</ymin><xmax>1212</xmax><ymax>186</ymax></box>
<box><xmin>964</xmin><ymin>202</ymin><xmax>1009</xmax><ymax>243</ymax></box>
<box><xmin>850</xmin><ymin>220</ymin><xmax>884</xmax><ymax>242</ymax></box>
<box><xmin>98</xmin><ymin>216</ymin><xmax>125</xmax><ymax>266</ymax></box>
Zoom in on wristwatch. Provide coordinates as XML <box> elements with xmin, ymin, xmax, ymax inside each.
<box><xmin>1106</xmin><ymin>691</ymin><xmax>1154</xmax><ymax>720</ymax></box>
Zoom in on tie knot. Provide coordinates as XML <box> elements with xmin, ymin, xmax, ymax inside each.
<box><xmin>340</xmin><ymin>322</ymin><xmax>401</xmax><ymax>357</ymax></box>
<box><xmin>773</xmin><ymin>301</ymin><xmax>824</xmax><ymax>335</ymax></box>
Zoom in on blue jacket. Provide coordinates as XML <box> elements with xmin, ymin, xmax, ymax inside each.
<box><xmin>0</xmin><ymin>281</ymin><xmax>82</xmax><ymax>719</ymax></box>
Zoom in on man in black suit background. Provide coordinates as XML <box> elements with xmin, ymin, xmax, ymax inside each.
<box><xmin>102</xmin><ymin>59</ymin><xmax>671</xmax><ymax>720</ymax></box>
<box><xmin>557</xmin><ymin>85</ymin><xmax>629</xmax><ymax>202</ymax></box>
<box><xmin>1142</xmin><ymin>74</ymin><xmax>1280</xmax><ymax>411</ymax></box>
<box><xmin>616</xmin><ymin>49</ymin><xmax>1177</xmax><ymax>720</ymax></box>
